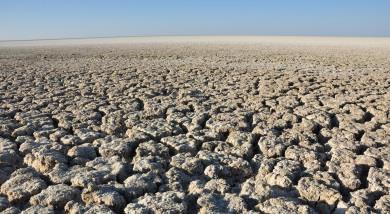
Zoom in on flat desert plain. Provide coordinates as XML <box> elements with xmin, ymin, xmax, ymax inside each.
<box><xmin>0</xmin><ymin>37</ymin><xmax>389</xmax><ymax>213</ymax></box>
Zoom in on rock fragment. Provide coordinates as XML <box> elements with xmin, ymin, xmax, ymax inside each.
<box><xmin>256</xmin><ymin>197</ymin><xmax>315</xmax><ymax>214</ymax></box>
<box><xmin>124</xmin><ymin>191</ymin><xmax>187</xmax><ymax>213</ymax></box>
<box><xmin>297</xmin><ymin>172</ymin><xmax>342</xmax><ymax>213</ymax></box>
<box><xmin>81</xmin><ymin>185</ymin><xmax>126</xmax><ymax>212</ymax></box>
<box><xmin>30</xmin><ymin>184</ymin><xmax>80</xmax><ymax>208</ymax></box>
<box><xmin>0</xmin><ymin>168</ymin><xmax>47</xmax><ymax>203</ymax></box>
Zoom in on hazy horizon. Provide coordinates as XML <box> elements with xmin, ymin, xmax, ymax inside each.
<box><xmin>1</xmin><ymin>0</ymin><xmax>390</xmax><ymax>41</ymax></box>
<box><xmin>2</xmin><ymin>34</ymin><xmax>390</xmax><ymax>43</ymax></box>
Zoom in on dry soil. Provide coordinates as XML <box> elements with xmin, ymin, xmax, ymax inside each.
<box><xmin>0</xmin><ymin>37</ymin><xmax>389</xmax><ymax>213</ymax></box>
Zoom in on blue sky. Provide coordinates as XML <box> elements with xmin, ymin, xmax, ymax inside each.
<box><xmin>0</xmin><ymin>0</ymin><xmax>389</xmax><ymax>40</ymax></box>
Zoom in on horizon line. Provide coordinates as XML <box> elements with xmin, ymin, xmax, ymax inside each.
<box><xmin>1</xmin><ymin>34</ymin><xmax>390</xmax><ymax>42</ymax></box>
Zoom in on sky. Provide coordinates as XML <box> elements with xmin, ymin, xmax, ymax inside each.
<box><xmin>0</xmin><ymin>0</ymin><xmax>389</xmax><ymax>40</ymax></box>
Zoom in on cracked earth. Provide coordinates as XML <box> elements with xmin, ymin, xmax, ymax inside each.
<box><xmin>0</xmin><ymin>38</ymin><xmax>389</xmax><ymax>213</ymax></box>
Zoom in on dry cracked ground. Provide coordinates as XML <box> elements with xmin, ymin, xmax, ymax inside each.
<box><xmin>0</xmin><ymin>38</ymin><xmax>389</xmax><ymax>213</ymax></box>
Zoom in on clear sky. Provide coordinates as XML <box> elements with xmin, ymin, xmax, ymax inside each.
<box><xmin>1</xmin><ymin>0</ymin><xmax>389</xmax><ymax>40</ymax></box>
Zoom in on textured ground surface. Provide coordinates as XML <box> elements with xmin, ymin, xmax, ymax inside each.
<box><xmin>0</xmin><ymin>37</ymin><xmax>389</xmax><ymax>213</ymax></box>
